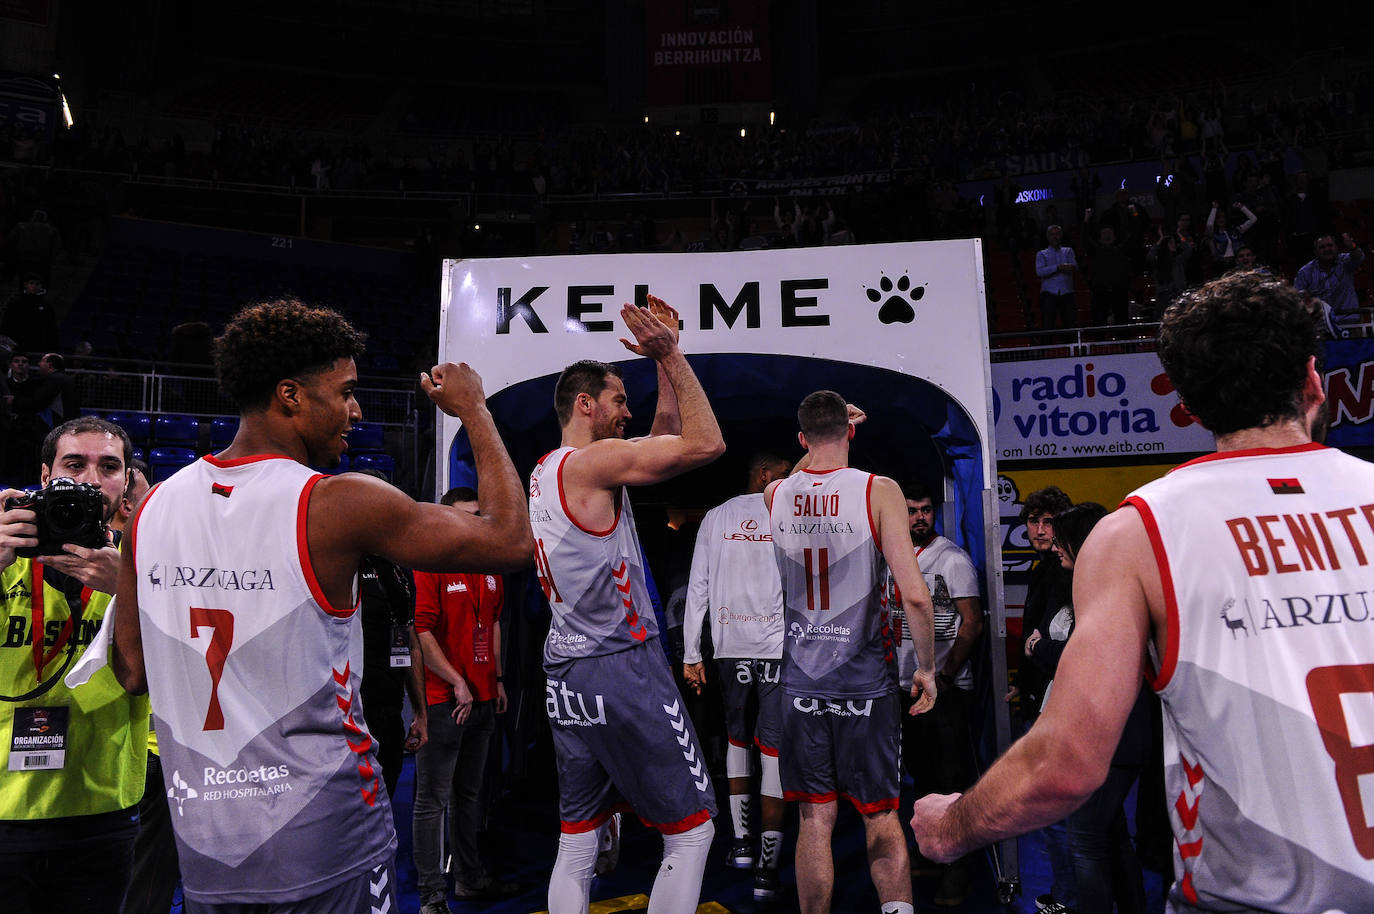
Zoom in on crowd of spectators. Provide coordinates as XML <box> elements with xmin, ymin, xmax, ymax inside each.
<box><xmin>4</xmin><ymin>64</ymin><xmax>1368</xmax><ymax>203</ymax></box>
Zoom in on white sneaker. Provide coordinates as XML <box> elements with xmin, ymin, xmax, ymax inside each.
<box><xmin>595</xmin><ymin>812</ymin><xmax>621</xmax><ymax>875</ymax></box>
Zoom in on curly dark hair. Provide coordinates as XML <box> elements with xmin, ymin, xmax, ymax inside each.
<box><xmin>1158</xmin><ymin>272</ymin><xmax>1321</xmax><ymax>437</ymax></box>
<box><xmin>1020</xmin><ymin>485</ymin><xmax>1072</xmax><ymax>524</ymax></box>
<box><xmin>214</xmin><ymin>298</ymin><xmax>367</xmax><ymax>410</ymax></box>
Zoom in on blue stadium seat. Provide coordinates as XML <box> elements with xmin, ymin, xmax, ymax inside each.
<box><xmin>150</xmin><ymin>447</ymin><xmax>197</xmax><ymax>482</ymax></box>
<box><xmin>106</xmin><ymin>411</ymin><xmax>152</xmax><ymax>445</ymax></box>
<box><xmin>154</xmin><ymin>413</ymin><xmax>201</xmax><ymax>447</ymax></box>
<box><xmin>352</xmin><ymin>452</ymin><xmax>394</xmax><ymax>480</ymax></box>
<box><xmin>348</xmin><ymin>423</ymin><xmax>385</xmax><ymax>451</ymax></box>
<box><xmin>209</xmin><ymin>416</ymin><xmax>240</xmax><ymax>448</ymax></box>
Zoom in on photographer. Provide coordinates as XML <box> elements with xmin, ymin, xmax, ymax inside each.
<box><xmin>0</xmin><ymin>417</ymin><xmax>150</xmax><ymax>913</ymax></box>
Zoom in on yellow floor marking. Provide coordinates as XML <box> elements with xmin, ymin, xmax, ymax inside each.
<box><xmin>531</xmin><ymin>895</ymin><xmax>731</xmax><ymax>914</ymax></box>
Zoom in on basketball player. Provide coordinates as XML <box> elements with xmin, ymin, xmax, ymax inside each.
<box><xmin>682</xmin><ymin>451</ymin><xmax>792</xmax><ymax>899</ymax></box>
<box><xmin>912</xmin><ymin>272</ymin><xmax>1374</xmax><ymax>910</ymax></box>
<box><xmin>766</xmin><ymin>390</ymin><xmax>937</xmax><ymax>914</ymax></box>
<box><xmin>530</xmin><ymin>295</ymin><xmax>725</xmax><ymax>914</ymax></box>
<box><xmin>111</xmin><ymin>298</ymin><xmax>533</xmax><ymax>913</ymax></box>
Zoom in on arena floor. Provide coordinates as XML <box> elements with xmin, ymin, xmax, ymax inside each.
<box><xmin>374</xmin><ymin>756</ymin><xmax>1169</xmax><ymax>914</ymax></box>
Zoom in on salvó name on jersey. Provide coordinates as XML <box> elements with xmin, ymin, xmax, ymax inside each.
<box><xmin>146</xmin><ymin>563</ymin><xmax>275</xmax><ymax>592</ymax></box>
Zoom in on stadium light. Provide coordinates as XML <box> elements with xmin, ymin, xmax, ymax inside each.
<box><xmin>769</xmin><ymin>111</ymin><xmax>775</xmax><ymax>125</ymax></box>
<box><xmin>740</xmin><ymin>128</ymin><xmax>746</xmax><ymax>138</ymax></box>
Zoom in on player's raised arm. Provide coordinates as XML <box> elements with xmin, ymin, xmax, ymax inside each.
<box><xmin>567</xmin><ymin>300</ymin><xmax>724</xmax><ymax>490</ymax></box>
<box><xmin>314</xmin><ymin>362</ymin><xmax>533</xmax><ymax>575</ymax></box>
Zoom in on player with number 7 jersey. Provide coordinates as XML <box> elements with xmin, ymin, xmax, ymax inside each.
<box><xmin>112</xmin><ymin>299</ymin><xmax>534</xmax><ymax>912</ymax></box>
<box><xmin>130</xmin><ymin>454</ymin><xmax>397</xmax><ymax>906</ymax></box>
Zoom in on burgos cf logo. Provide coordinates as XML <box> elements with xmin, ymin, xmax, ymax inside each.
<box><xmin>167</xmin><ymin>769</ymin><xmax>198</xmax><ymax>815</ymax></box>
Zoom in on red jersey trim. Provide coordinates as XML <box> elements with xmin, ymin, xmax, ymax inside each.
<box><xmin>640</xmin><ymin>806</ymin><xmax>712</xmax><ymax>836</ymax></box>
<box><xmin>202</xmin><ymin>453</ymin><xmax>294</xmax><ymax>468</ymax></box>
<box><xmin>843</xmin><ymin>793</ymin><xmax>900</xmax><ymax>815</ymax></box>
<box><xmin>1123</xmin><ymin>496</ymin><xmax>1179</xmax><ymax>690</ymax></box>
<box><xmin>130</xmin><ymin>481</ymin><xmax>164</xmax><ymax>571</ymax></box>
<box><xmin>1170</xmin><ymin>441</ymin><xmax>1326</xmax><ymax>473</ymax></box>
<box><xmin>865</xmin><ymin>473</ymin><xmax>880</xmax><ymax>554</ymax></box>
<box><xmin>755</xmin><ymin>737</ymin><xmax>779</xmax><ymax>758</ymax></box>
<box><xmin>785</xmin><ymin>790</ymin><xmax>838</xmax><ymax>804</ymax></box>
<box><xmin>559</xmin><ymin>800</ymin><xmax>632</xmax><ymax>834</ymax></box>
<box><xmin>727</xmin><ymin>736</ymin><xmax>751</xmax><ymax>749</ymax></box>
<box><xmin>297</xmin><ymin>474</ymin><xmax>358</xmax><ymax>619</ymax></box>
<box><xmin>556</xmin><ymin>449</ymin><xmax>620</xmax><ymax>537</ymax></box>
<box><xmin>800</xmin><ymin>467</ymin><xmax>843</xmax><ymax>475</ymax></box>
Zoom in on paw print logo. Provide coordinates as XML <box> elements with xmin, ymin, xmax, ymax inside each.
<box><xmin>866</xmin><ymin>273</ymin><xmax>925</xmax><ymax>324</ymax></box>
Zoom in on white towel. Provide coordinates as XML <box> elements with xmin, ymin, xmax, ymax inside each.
<box><xmin>64</xmin><ymin>595</ymin><xmax>115</xmax><ymax>689</ymax></box>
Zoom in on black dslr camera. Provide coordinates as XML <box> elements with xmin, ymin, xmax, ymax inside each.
<box><xmin>4</xmin><ymin>477</ymin><xmax>108</xmax><ymax>558</ymax></box>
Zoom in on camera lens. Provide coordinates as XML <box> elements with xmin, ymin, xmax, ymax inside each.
<box><xmin>48</xmin><ymin>497</ymin><xmax>85</xmax><ymax>536</ymax></box>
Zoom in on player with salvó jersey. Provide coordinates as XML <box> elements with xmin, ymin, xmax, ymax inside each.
<box><xmin>766</xmin><ymin>391</ymin><xmax>936</xmax><ymax>914</ymax></box>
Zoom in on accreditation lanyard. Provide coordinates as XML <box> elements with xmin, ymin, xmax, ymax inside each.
<box><xmin>30</xmin><ymin>563</ymin><xmax>92</xmax><ymax>683</ymax></box>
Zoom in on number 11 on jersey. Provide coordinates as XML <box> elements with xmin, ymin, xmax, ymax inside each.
<box><xmin>803</xmin><ymin>547</ymin><xmax>830</xmax><ymax>611</ymax></box>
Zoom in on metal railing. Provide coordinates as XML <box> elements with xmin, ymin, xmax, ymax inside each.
<box><xmin>68</xmin><ymin>359</ymin><xmax>424</xmax><ymax>492</ymax></box>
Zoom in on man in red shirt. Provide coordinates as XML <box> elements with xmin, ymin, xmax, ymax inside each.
<box><xmin>411</xmin><ymin>486</ymin><xmax>515</xmax><ymax>911</ymax></box>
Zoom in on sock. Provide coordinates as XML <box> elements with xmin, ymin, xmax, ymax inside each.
<box><xmin>648</xmin><ymin>819</ymin><xmax>714</xmax><ymax>914</ymax></box>
<box><xmin>880</xmin><ymin>904</ymin><xmax>915</xmax><ymax>914</ymax></box>
<box><xmin>759</xmin><ymin>829</ymin><xmax>783</xmax><ymax>870</ymax></box>
<box><xmin>548</xmin><ymin>828</ymin><xmax>598</xmax><ymax>914</ymax></box>
<box><xmin>729</xmin><ymin>794</ymin><xmax>752</xmax><ymax>839</ymax></box>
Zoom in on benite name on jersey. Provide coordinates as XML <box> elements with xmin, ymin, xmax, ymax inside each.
<box><xmin>146</xmin><ymin>563</ymin><xmax>276</xmax><ymax>591</ymax></box>
<box><xmin>1225</xmin><ymin>504</ymin><xmax>1374</xmax><ymax>577</ymax></box>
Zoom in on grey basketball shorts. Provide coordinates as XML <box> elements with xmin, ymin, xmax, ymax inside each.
<box><xmin>716</xmin><ymin>658</ymin><xmax>783</xmax><ymax>757</ymax></box>
<box><xmin>780</xmin><ymin>689</ymin><xmax>901</xmax><ymax>813</ymax></box>
<box><xmin>547</xmin><ymin>642</ymin><xmax>717</xmax><ymax>834</ymax></box>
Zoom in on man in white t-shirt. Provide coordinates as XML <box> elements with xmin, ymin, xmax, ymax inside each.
<box><xmin>892</xmin><ymin>482</ymin><xmax>982</xmax><ymax>906</ymax></box>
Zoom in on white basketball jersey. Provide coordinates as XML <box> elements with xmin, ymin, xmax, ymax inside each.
<box><xmin>1127</xmin><ymin>443</ymin><xmax>1374</xmax><ymax>911</ymax></box>
<box><xmin>529</xmin><ymin>446</ymin><xmax>659</xmax><ymax>666</ymax></box>
<box><xmin>134</xmin><ymin>455</ymin><xmax>395</xmax><ymax>904</ymax></box>
<box><xmin>683</xmin><ymin>493</ymin><xmax>784</xmax><ymax>663</ymax></box>
<box><xmin>770</xmin><ymin>467</ymin><xmax>894</xmax><ymax>699</ymax></box>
